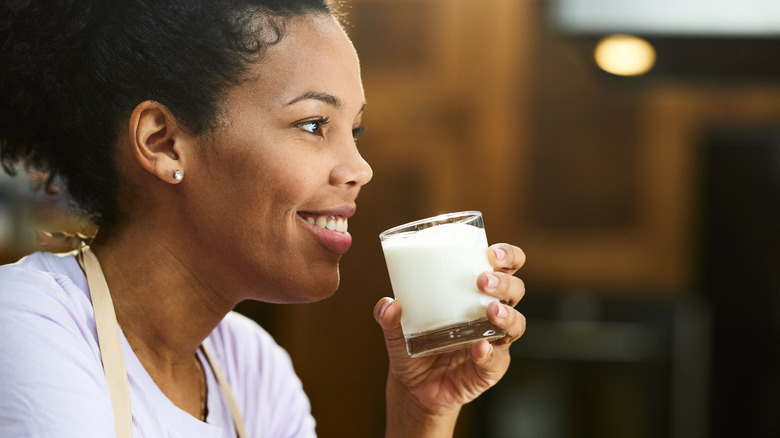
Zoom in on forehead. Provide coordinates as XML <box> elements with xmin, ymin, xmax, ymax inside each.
<box><xmin>228</xmin><ymin>14</ymin><xmax>363</xmax><ymax>111</ymax></box>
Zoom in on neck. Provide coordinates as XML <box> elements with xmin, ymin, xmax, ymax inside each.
<box><xmin>89</xmin><ymin>225</ymin><xmax>235</xmax><ymax>370</ymax></box>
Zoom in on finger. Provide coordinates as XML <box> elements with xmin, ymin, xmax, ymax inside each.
<box><xmin>486</xmin><ymin>301</ymin><xmax>527</xmax><ymax>348</ymax></box>
<box><xmin>470</xmin><ymin>340</ymin><xmax>510</xmax><ymax>386</ymax></box>
<box><xmin>488</xmin><ymin>243</ymin><xmax>526</xmax><ymax>275</ymax></box>
<box><xmin>373</xmin><ymin>298</ymin><xmax>410</xmax><ymax>360</ymax></box>
<box><xmin>477</xmin><ymin>271</ymin><xmax>525</xmax><ymax>307</ymax></box>
<box><xmin>471</xmin><ymin>339</ymin><xmax>494</xmax><ymax>364</ymax></box>
<box><xmin>373</xmin><ymin>297</ymin><xmax>402</xmax><ymax>330</ymax></box>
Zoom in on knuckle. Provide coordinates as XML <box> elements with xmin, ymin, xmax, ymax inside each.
<box><xmin>501</xmin><ymin>275</ymin><xmax>525</xmax><ymax>304</ymax></box>
<box><xmin>516</xmin><ymin>278</ymin><xmax>526</xmax><ymax>299</ymax></box>
<box><xmin>509</xmin><ymin>312</ymin><xmax>527</xmax><ymax>341</ymax></box>
<box><xmin>503</xmin><ymin>245</ymin><xmax>526</xmax><ymax>272</ymax></box>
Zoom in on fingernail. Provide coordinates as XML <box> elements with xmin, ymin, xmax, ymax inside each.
<box><xmin>493</xmin><ymin>247</ymin><xmax>506</xmax><ymax>262</ymax></box>
<box><xmin>378</xmin><ymin>300</ymin><xmax>392</xmax><ymax>318</ymax></box>
<box><xmin>486</xmin><ymin>273</ymin><xmax>499</xmax><ymax>288</ymax></box>
<box><xmin>496</xmin><ymin>304</ymin><xmax>508</xmax><ymax>319</ymax></box>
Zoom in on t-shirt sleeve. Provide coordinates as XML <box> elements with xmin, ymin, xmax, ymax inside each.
<box><xmin>207</xmin><ymin>312</ymin><xmax>317</xmax><ymax>438</ymax></box>
<box><xmin>0</xmin><ymin>265</ymin><xmax>116</xmax><ymax>438</ymax></box>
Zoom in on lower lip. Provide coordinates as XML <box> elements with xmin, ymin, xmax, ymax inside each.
<box><xmin>298</xmin><ymin>215</ymin><xmax>353</xmax><ymax>255</ymax></box>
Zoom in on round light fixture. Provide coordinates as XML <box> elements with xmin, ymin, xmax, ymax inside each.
<box><xmin>594</xmin><ymin>34</ymin><xmax>656</xmax><ymax>76</ymax></box>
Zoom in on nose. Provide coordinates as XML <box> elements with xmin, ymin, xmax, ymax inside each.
<box><xmin>330</xmin><ymin>140</ymin><xmax>373</xmax><ymax>188</ymax></box>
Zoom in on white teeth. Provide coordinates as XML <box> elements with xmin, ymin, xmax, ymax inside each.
<box><xmin>305</xmin><ymin>214</ymin><xmax>348</xmax><ymax>233</ymax></box>
<box><xmin>336</xmin><ymin>217</ymin><xmax>347</xmax><ymax>232</ymax></box>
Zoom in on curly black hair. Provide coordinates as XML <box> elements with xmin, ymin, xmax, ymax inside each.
<box><xmin>0</xmin><ymin>0</ymin><xmax>333</xmax><ymax>229</ymax></box>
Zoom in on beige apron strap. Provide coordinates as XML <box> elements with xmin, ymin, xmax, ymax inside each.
<box><xmin>201</xmin><ymin>345</ymin><xmax>249</xmax><ymax>438</ymax></box>
<box><xmin>71</xmin><ymin>236</ymin><xmax>246</xmax><ymax>437</ymax></box>
<box><xmin>77</xmin><ymin>245</ymin><xmax>134</xmax><ymax>438</ymax></box>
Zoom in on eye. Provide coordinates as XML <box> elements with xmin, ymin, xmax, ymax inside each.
<box><xmin>352</xmin><ymin>125</ymin><xmax>367</xmax><ymax>143</ymax></box>
<box><xmin>297</xmin><ymin>118</ymin><xmax>329</xmax><ymax>136</ymax></box>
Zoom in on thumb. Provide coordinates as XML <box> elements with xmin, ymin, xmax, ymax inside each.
<box><xmin>373</xmin><ymin>297</ymin><xmax>407</xmax><ymax>356</ymax></box>
<box><xmin>373</xmin><ymin>297</ymin><xmax>402</xmax><ymax>331</ymax></box>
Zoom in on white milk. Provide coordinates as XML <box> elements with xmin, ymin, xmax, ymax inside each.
<box><xmin>381</xmin><ymin>223</ymin><xmax>497</xmax><ymax>336</ymax></box>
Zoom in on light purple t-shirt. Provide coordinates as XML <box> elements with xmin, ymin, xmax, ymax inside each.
<box><xmin>0</xmin><ymin>251</ymin><xmax>317</xmax><ymax>438</ymax></box>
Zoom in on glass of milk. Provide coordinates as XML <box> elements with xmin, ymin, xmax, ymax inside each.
<box><xmin>379</xmin><ymin>211</ymin><xmax>506</xmax><ymax>357</ymax></box>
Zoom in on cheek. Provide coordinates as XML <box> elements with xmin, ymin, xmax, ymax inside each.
<box><xmin>215</xmin><ymin>164</ymin><xmax>319</xmax><ymax>249</ymax></box>
<box><xmin>258</xmin><ymin>157</ymin><xmax>323</xmax><ymax>204</ymax></box>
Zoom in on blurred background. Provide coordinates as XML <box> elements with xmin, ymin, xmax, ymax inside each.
<box><xmin>2</xmin><ymin>0</ymin><xmax>780</xmax><ymax>437</ymax></box>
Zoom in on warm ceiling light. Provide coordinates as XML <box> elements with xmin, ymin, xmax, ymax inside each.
<box><xmin>594</xmin><ymin>34</ymin><xmax>656</xmax><ymax>76</ymax></box>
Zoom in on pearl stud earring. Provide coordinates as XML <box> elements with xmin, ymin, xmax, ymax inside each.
<box><xmin>173</xmin><ymin>170</ymin><xmax>184</xmax><ymax>181</ymax></box>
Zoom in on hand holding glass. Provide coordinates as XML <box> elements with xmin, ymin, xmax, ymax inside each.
<box><xmin>379</xmin><ymin>211</ymin><xmax>506</xmax><ymax>358</ymax></box>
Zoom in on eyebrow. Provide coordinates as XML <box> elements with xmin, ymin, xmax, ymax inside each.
<box><xmin>287</xmin><ymin>91</ymin><xmax>344</xmax><ymax>109</ymax></box>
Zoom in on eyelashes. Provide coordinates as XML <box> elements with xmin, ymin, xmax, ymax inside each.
<box><xmin>296</xmin><ymin>117</ymin><xmax>367</xmax><ymax>143</ymax></box>
<box><xmin>297</xmin><ymin>117</ymin><xmax>329</xmax><ymax>136</ymax></box>
<box><xmin>352</xmin><ymin>125</ymin><xmax>366</xmax><ymax>143</ymax></box>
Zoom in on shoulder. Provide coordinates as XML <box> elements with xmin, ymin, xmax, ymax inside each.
<box><xmin>0</xmin><ymin>251</ymin><xmax>95</xmax><ymax>331</ymax></box>
<box><xmin>0</xmin><ymin>249</ymin><xmax>100</xmax><ymax>352</ymax></box>
<box><xmin>1</xmin><ymin>251</ymin><xmax>67</xmax><ymax>288</ymax></box>
<box><xmin>0</xmin><ymin>250</ymin><xmax>84</xmax><ymax>287</ymax></box>
<box><xmin>0</xmin><ymin>252</ymin><xmax>113</xmax><ymax>436</ymax></box>
<box><xmin>0</xmin><ymin>251</ymin><xmax>93</xmax><ymax>319</ymax></box>
<box><xmin>206</xmin><ymin>311</ymin><xmax>317</xmax><ymax>437</ymax></box>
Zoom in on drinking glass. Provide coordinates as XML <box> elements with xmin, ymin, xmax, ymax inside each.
<box><xmin>379</xmin><ymin>211</ymin><xmax>506</xmax><ymax>357</ymax></box>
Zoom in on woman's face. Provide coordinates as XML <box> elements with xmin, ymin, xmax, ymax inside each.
<box><xmin>183</xmin><ymin>14</ymin><xmax>372</xmax><ymax>304</ymax></box>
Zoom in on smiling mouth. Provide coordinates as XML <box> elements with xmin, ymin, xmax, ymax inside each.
<box><xmin>298</xmin><ymin>213</ymin><xmax>348</xmax><ymax>233</ymax></box>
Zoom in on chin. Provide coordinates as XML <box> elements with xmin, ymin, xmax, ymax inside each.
<box><xmin>306</xmin><ymin>257</ymin><xmax>343</xmax><ymax>301</ymax></box>
<box><xmin>299</xmin><ymin>271</ymin><xmax>341</xmax><ymax>303</ymax></box>
<box><xmin>262</xmin><ymin>265</ymin><xmax>341</xmax><ymax>304</ymax></box>
<box><xmin>306</xmin><ymin>287</ymin><xmax>339</xmax><ymax>303</ymax></box>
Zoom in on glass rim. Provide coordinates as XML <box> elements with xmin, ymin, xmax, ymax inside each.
<box><xmin>379</xmin><ymin>210</ymin><xmax>483</xmax><ymax>239</ymax></box>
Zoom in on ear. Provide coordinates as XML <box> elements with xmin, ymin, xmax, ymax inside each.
<box><xmin>128</xmin><ymin>101</ymin><xmax>190</xmax><ymax>184</ymax></box>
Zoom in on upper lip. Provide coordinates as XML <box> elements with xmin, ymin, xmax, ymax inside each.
<box><xmin>297</xmin><ymin>205</ymin><xmax>356</xmax><ymax>219</ymax></box>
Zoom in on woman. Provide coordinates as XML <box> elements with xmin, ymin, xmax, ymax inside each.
<box><xmin>0</xmin><ymin>0</ymin><xmax>527</xmax><ymax>436</ymax></box>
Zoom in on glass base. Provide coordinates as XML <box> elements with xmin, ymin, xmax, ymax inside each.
<box><xmin>404</xmin><ymin>317</ymin><xmax>506</xmax><ymax>358</ymax></box>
